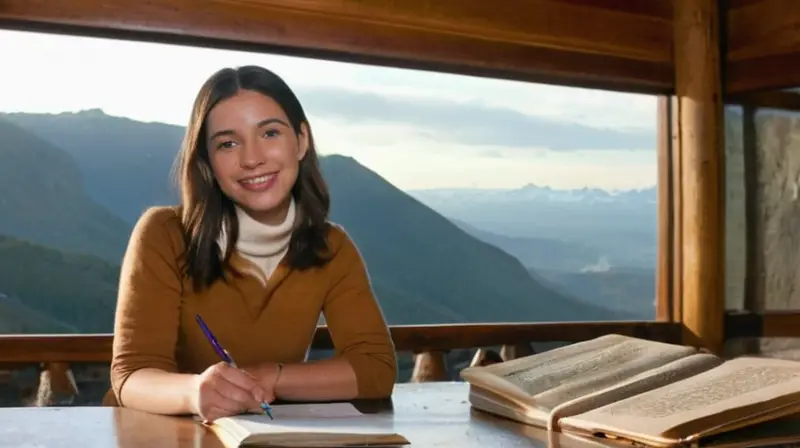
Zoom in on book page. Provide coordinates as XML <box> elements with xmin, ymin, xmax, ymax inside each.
<box><xmin>267</xmin><ymin>403</ymin><xmax>364</xmax><ymax>419</ymax></box>
<box><xmin>547</xmin><ymin>352</ymin><xmax>722</xmax><ymax>430</ymax></box>
<box><xmin>559</xmin><ymin>357</ymin><xmax>800</xmax><ymax>445</ymax></box>
<box><xmin>468</xmin><ymin>384</ymin><xmax>551</xmax><ymax>427</ymax></box>
<box><xmin>461</xmin><ymin>334</ymin><xmax>698</xmax><ymax>413</ymax></box>
<box><xmin>213</xmin><ymin>403</ymin><xmax>409</xmax><ymax>447</ymax></box>
<box><xmin>227</xmin><ymin>413</ymin><xmax>400</xmax><ymax>436</ymax></box>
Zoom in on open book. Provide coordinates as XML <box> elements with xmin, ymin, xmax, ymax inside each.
<box><xmin>202</xmin><ymin>402</ymin><xmax>410</xmax><ymax>447</ymax></box>
<box><xmin>459</xmin><ymin>334</ymin><xmax>800</xmax><ymax>447</ymax></box>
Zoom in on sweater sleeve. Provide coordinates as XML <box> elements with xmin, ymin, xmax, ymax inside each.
<box><xmin>110</xmin><ymin>207</ymin><xmax>184</xmax><ymax>406</ymax></box>
<box><xmin>322</xmin><ymin>228</ymin><xmax>398</xmax><ymax>399</ymax></box>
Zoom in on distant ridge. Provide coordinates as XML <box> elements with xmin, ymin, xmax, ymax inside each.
<box><xmin>0</xmin><ymin>117</ymin><xmax>131</xmax><ymax>261</ymax></box>
<box><xmin>0</xmin><ymin>110</ymin><xmax>633</xmax><ymax>330</ymax></box>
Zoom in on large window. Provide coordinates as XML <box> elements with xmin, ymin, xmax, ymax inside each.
<box><xmin>0</xmin><ymin>29</ymin><xmax>660</xmax><ymax>338</ymax></box>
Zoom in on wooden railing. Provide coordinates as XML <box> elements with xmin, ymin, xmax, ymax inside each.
<box><xmin>3</xmin><ymin>312</ymin><xmax>798</xmax><ymax>408</ymax></box>
<box><xmin>0</xmin><ymin>321</ymin><xmax>680</xmax><ymax>407</ymax></box>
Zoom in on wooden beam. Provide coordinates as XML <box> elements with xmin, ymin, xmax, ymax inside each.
<box><xmin>244</xmin><ymin>0</ymin><xmax>674</xmax><ymax>62</ymax></box>
<box><xmin>726</xmin><ymin>0</ymin><xmax>766</xmax><ymax>7</ymax></box>
<box><xmin>727</xmin><ymin>0</ymin><xmax>800</xmax><ymax>61</ymax></box>
<box><xmin>0</xmin><ymin>0</ymin><xmax>673</xmax><ymax>94</ymax></box>
<box><xmin>726</xmin><ymin>0</ymin><xmax>800</xmax><ymax>92</ymax></box>
<box><xmin>656</xmin><ymin>95</ymin><xmax>674</xmax><ymax>322</ymax></box>
<box><xmin>556</xmin><ymin>0</ymin><xmax>671</xmax><ymax>19</ymax></box>
<box><xmin>0</xmin><ymin>322</ymin><xmax>681</xmax><ymax>364</ymax></box>
<box><xmin>727</xmin><ymin>53</ymin><xmax>800</xmax><ymax>93</ymax></box>
<box><xmin>670</xmin><ymin>96</ymin><xmax>684</xmax><ymax>324</ymax></box>
<box><xmin>728</xmin><ymin>90</ymin><xmax>800</xmax><ymax>113</ymax></box>
<box><xmin>5</xmin><ymin>0</ymin><xmax>800</xmax><ymax>94</ymax></box>
<box><xmin>673</xmin><ymin>0</ymin><xmax>725</xmax><ymax>353</ymax></box>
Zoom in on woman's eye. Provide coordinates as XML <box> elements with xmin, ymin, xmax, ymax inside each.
<box><xmin>217</xmin><ymin>140</ymin><xmax>236</xmax><ymax>149</ymax></box>
<box><xmin>264</xmin><ymin>129</ymin><xmax>280</xmax><ymax>138</ymax></box>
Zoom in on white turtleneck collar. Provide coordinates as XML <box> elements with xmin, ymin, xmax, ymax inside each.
<box><xmin>218</xmin><ymin>197</ymin><xmax>296</xmax><ymax>284</ymax></box>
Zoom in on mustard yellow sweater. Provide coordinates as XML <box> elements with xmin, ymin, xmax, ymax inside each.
<box><xmin>109</xmin><ymin>203</ymin><xmax>397</xmax><ymax>405</ymax></box>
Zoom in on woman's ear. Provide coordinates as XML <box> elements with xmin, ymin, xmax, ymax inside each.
<box><xmin>297</xmin><ymin>123</ymin><xmax>310</xmax><ymax>161</ymax></box>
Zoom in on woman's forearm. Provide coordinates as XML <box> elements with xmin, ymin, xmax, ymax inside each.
<box><xmin>253</xmin><ymin>358</ymin><xmax>359</xmax><ymax>402</ymax></box>
<box><xmin>118</xmin><ymin>368</ymin><xmax>197</xmax><ymax>415</ymax></box>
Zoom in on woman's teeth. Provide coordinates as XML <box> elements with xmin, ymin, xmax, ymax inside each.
<box><xmin>241</xmin><ymin>174</ymin><xmax>275</xmax><ymax>185</ymax></box>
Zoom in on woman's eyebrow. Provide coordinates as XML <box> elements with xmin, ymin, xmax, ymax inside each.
<box><xmin>256</xmin><ymin>117</ymin><xmax>289</xmax><ymax>128</ymax></box>
<box><xmin>208</xmin><ymin>117</ymin><xmax>290</xmax><ymax>140</ymax></box>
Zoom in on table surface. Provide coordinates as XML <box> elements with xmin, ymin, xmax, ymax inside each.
<box><xmin>0</xmin><ymin>382</ymin><xmax>617</xmax><ymax>447</ymax></box>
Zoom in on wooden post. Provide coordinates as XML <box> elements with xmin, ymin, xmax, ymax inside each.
<box><xmin>410</xmin><ymin>351</ymin><xmax>449</xmax><ymax>382</ymax></box>
<box><xmin>469</xmin><ymin>348</ymin><xmax>504</xmax><ymax>367</ymax></box>
<box><xmin>500</xmin><ymin>343</ymin><xmax>535</xmax><ymax>361</ymax></box>
<box><xmin>671</xmin><ymin>95</ymin><xmax>684</xmax><ymax>324</ymax></box>
<box><xmin>35</xmin><ymin>362</ymin><xmax>79</xmax><ymax>406</ymax></box>
<box><xmin>656</xmin><ymin>95</ymin><xmax>675</xmax><ymax>322</ymax></box>
<box><xmin>673</xmin><ymin>0</ymin><xmax>725</xmax><ymax>354</ymax></box>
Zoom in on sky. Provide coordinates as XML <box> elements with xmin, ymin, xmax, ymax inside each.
<box><xmin>0</xmin><ymin>29</ymin><xmax>659</xmax><ymax>191</ymax></box>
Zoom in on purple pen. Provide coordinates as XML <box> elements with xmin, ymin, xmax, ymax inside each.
<box><xmin>195</xmin><ymin>314</ymin><xmax>274</xmax><ymax>419</ymax></box>
<box><xmin>195</xmin><ymin>314</ymin><xmax>235</xmax><ymax>365</ymax></box>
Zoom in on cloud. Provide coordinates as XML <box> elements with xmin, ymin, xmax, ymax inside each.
<box><xmin>309</xmin><ymin>117</ymin><xmax>657</xmax><ymax>190</ymax></box>
<box><xmin>296</xmin><ymin>87</ymin><xmax>655</xmax><ymax>152</ymax></box>
<box><xmin>1</xmin><ymin>29</ymin><xmax>658</xmax><ymax>148</ymax></box>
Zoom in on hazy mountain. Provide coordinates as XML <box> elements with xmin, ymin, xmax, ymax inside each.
<box><xmin>320</xmin><ymin>155</ymin><xmax>630</xmax><ymax>323</ymax></box>
<box><xmin>451</xmin><ymin>218</ymin><xmax>601</xmax><ymax>272</ymax></box>
<box><xmin>2</xmin><ymin>109</ymin><xmax>658</xmax><ymax>271</ymax></box>
<box><xmin>451</xmin><ymin>217</ymin><xmax>655</xmax><ymax>318</ymax></box>
<box><xmin>0</xmin><ymin>111</ymin><xmax>634</xmax><ymax>332</ymax></box>
<box><xmin>407</xmin><ymin>184</ymin><xmax>658</xmax><ymax>269</ymax></box>
<box><xmin>1</xmin><ymin>109</ymin><xmax>183</xmax><ymax>223</ymax></box>
<box><xmin>0</xmin><ymin>235</ymin><xmax>119</xmax><ymax>333</ymax></box>
<box><xmin>0</xmin><ymin>291</ymin><xmax>79</xmax><ymax>334</ymax></box>
<box><xmin>533</xmin><ymin>267</ymin><xmax>656</xmax><ymax>320</ymax></box>
<box><xmin>0</xmin><ymin>118</ymin><xmax>131</xmax><ymax>262</ymax></box>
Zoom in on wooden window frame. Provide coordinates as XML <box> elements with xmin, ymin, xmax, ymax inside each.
<box><xmin>0</xmin><ymin>0</ymin><xmax>798</xmax><ymax>372</ymax></box>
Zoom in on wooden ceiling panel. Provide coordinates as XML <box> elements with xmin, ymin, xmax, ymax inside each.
<box><xmin>727</xmin><ymin>52</ymin><xmax>800</xmax><ymax>93</ymax></box>
<box><xmin>242</xmin><ymin>0</ymin><xmax>672</xmax><ymax>62</ymax></box>
<box><xmin>7</xmin><ymin>0</ymin><xmax>800</xmax><ymax>94</ymax></box>
<box><xmin>0</xmin><ymin>0</ymin><xmax>673</xmax><ymax>93</ymax></box>
<box><xmin>556</xmin><ymin>0</ymin><xmax>671</xmax><ymax>19</ymax></box>
<box><xmin>726</xmin><ymin>0</ymin><xmax>800</xmax><ymax>92</ymax></box>
<box><xmin>726</xmin><ymin>0</ymin><xmax>766</xmax><ymax>8</ymax></box>
<box><xmin>728</xmin><ymin>0</ymin><xmax>800</xmax><ymax>61</ymax></box>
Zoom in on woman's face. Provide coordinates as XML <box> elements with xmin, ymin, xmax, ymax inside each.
<box><xmin>205</xmin><ymin>90</ymin><xmax>308</xmax><ymax>224</ymax></box>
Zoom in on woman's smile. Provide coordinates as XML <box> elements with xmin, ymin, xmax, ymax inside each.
<box><xmin>239</xmin><ymin>172</ymin><xmax>278</xmax><ymax>192</ymax></box>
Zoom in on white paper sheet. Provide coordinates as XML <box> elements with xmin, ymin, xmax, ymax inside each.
<box><xmin>267</xmin><ymin>403</ymin><xmax>364</xmax><ymax>419</ymax></box>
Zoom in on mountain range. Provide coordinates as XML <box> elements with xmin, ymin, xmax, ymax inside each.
<box><xmin>408</xmin><ymin>185</ymin><xmax>658</xmax><ymax>271</ymax></box>
<box><xmin>0</xmin><ymin>119</ymin><xmax>130</xmax><ymax>261</ymax></box>
<box><xmin>449</xmin><ymin>219</ymin><xmax>656</xmax><ymax>317</ymax></box>
<box><xmin>0</xmin><ymin>110</ymin><xmax>640</xmax><ymax>338</ymax></box>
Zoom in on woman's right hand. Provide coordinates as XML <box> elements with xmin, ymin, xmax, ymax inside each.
<box><xmin>190</xmin><ymin>362</ymin><xmax>269</xmax><ymax>422</ymax></box>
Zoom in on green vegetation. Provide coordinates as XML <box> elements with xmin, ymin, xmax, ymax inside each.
<box><xmin>0</xmin><ymin>118</ymin><xmax>131</xmax><ymax>262</ymax></box>
<box><xmin>0</xmin><ymin>235</ymin><xmax>119</xmax><ymax>333</ymax></box>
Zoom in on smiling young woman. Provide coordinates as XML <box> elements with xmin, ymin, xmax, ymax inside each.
<box><xmin>108</xmin><ymin>66</ymin><xmax>397</xmax><ymax>423</ymax></box>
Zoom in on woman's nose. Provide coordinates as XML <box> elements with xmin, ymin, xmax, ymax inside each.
<box><xmin>239</xmin><ymin>143</ymin><xmax>265</xmax><ymax>169</ymax></box>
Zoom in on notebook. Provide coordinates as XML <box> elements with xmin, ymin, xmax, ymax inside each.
<box><xmin>201</xmin><ymin>403</ymin><xmax>410</xmax><ymax>447</ymax></box>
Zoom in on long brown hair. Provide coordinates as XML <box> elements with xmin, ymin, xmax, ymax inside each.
<box><xmin>173</xmin><ymin>65</ymin><xmax>331</xmax><ymax>292</ymax></box>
